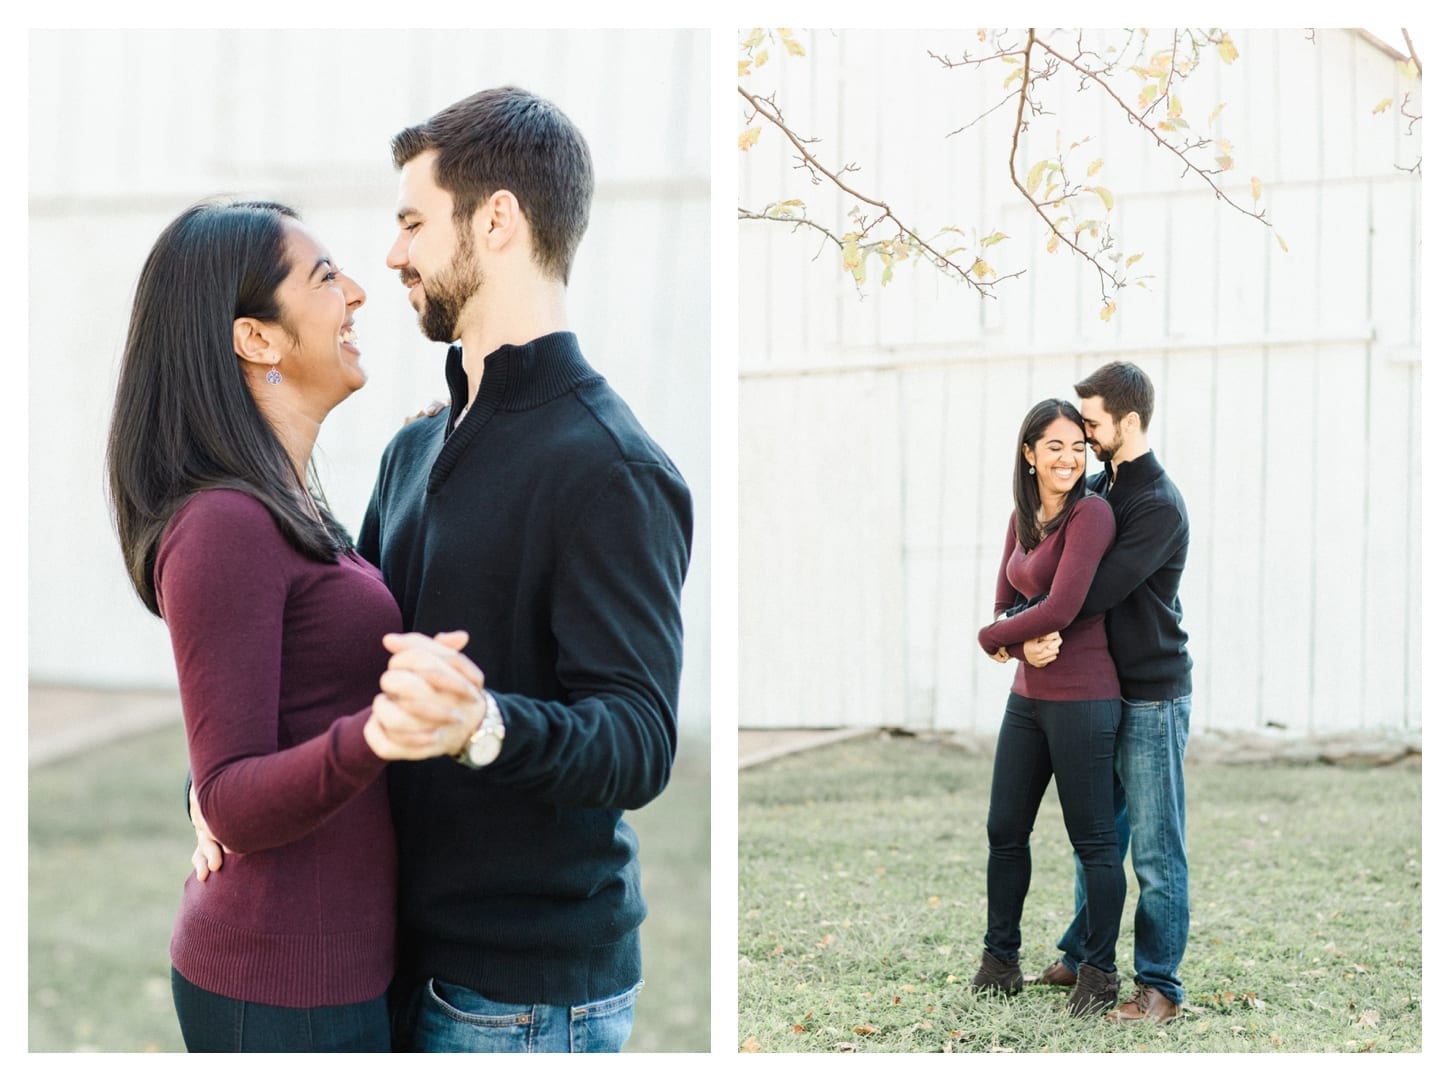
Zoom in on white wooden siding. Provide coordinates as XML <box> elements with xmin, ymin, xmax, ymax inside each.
<box><xmin>28</xmin><ymin>29</ymin><xmax>711</xmax><ymax>731</ymax></box>
<box><xmin>739</xmin><ymin>28</ymin><xmax>1420</xmax><ymax>734</ymax></box>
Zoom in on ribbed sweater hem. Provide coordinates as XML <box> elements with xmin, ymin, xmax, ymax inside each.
<box><xmin>407</xmin><ymin>926</ymin><xmax>642</xmax><ymax>1006</ymax></box>
<box><xmin>171</xmin><ymin>911</ymin><xmax>394</xmax><ymax>1008</ymax></box>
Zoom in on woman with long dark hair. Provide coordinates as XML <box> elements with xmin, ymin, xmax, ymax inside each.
<box><xmin>107</xmin><ymin>200</ymin><xmax>484</xmax><ymax>1051</ymax></box>
<box><xmin>970</xmin><ymin>398</ymin><xmax>1125</xmax><ymax>1018</ymax></box>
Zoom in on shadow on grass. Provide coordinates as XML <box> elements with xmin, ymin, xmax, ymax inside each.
<box><xmin>29</xmin><ymin>724</ymin><xmax>709</xmax><ymax>1052</ymax></box>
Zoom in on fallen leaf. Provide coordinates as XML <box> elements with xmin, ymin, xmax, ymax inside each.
<box><xmin>1356</xmin><ymin>1010</ymin><xmax>1381</xmax><ymax>1029</ymax></box>
<box><xmin>741</xmin><ymin>1036</ymin><xmax>762</xmax><ymax>1052</ymax></box>
<box><xmin>853</xmin><ymin>1024</ymin><xmax>879</xmax><ymax>1035</ymax></box>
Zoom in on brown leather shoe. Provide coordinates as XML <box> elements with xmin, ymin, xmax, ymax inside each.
<box><xmin>1032</xmin><ymin>961</ymin><xmax>1076</xmax><ymax>988</ymax></box>
<box><xmin>1104</xmin><ymin>985</ymin><xmax>1182</xmax><ymax>1023</ymax></box>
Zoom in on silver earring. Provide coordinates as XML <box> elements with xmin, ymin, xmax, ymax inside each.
<box><xmin>265</xmin><ymin>352</ymin><xmax>281</xmax><ymax>385</ymax></box>
<box><xmin>1029</xmin><ymin>465</ymin><xmax>1035</xmax><ymax>475</ymax></box>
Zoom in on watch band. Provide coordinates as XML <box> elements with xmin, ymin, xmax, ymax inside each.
<box><xmin>454</xmin><ymin>691</ymin><xmax>505</xmax><ymax>769</ymax></box>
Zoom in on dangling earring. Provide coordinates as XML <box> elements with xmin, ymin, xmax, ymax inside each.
<box><xmin>265</xmin><ymin>352</ymin><xmax>282</xmax><ymax>386</ymax></box>
<box><xmin>1029</xmin><ymin>465</ymin><xmax>1035</xmax><ymax>475</ymax></box>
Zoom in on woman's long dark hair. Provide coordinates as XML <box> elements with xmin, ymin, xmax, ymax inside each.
<box><xmin>1012</xmin><ymin>398</ymin><xmax>1088</xmax><ymax>551</ymax></box>
<box><xmin>106</xmin><ymin>199</ymin><xmax>350</xmax><ymax>615</ymax></box>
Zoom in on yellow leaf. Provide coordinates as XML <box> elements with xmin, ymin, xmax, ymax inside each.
<box><xmin>1087</xmin><ymin>158</ymin><xmax>1103</xmax><ymax>177</ymax></box>
<box><xmin>1216</xmin><ymin>139</ymin><xmax>1234</xmax><ymax>154</ymax></box>
<box><xmin>982</xmin><ymin>231</ymin><xmax>1008</xmax><ymax>247</ymax></box>
<box><xmin>741</xmin><ymin>28</ymin><xmax>764</xmax><ymax>49</ymax></box>
<box><xmin>738</xmin><ymin>127</ymin><xmax>762</xmax><ymax>151</ymax></box>
<box><xmin>1004</xmin><ymin>67</ymin><xmax>1025</xmax><ymax>89</ymax></box>
<box><xmin>1276</xmin><ymin>233</ymin><xmax>1289</xmax><ymax>253</ymax></box>
<box><xmin>1397</xmin><ymin>58</ymin><xmax>1420</xmax><ymax>80</ymax></box>
<box><xmin>1092</xmin><ymin>186</ymin><xmax>1114</xmax><ymax>211</ymax></box>
<box><xmin>1251</xmin><ymin>176</ymin><xmax>1263</xmax><ymax>202</ymax></box>
<box><xmin>1216</xmin><ymin>155</ymin><xmax>1234</xmax><ymax>171</ymax></box>
<box><xmin>1138</xmin><ymin>86</ymin><xmax>1156</xmax><ymax>110</ymax></box>
<box><xmin>1125</xmin><ymin>252</ymin><xmax>1143</xmax><ymax>268</ymax></box>
<box><xmin>754</xmin><ymin>48</ymin><xmax>769</xmax><ymax>68</ymax></box>
<box><xmin>1207</xmin><ymin>101</ymin><xmax>1227</xmax><ymax>125</ymax></box>
<box><xmin>1046</xmin><ymin>234</ymin><xmax>1059</xmax><ymax>254</ymax></box>
<box><xmin>971</xmin><ymin>258</ymin><xmax>994</xmax><ymax>280</ymax></box>
<box><xmin>1100</xmin><ymin>301</ymin><xmax>1117</xmax><ymax>321</ymax></box>
<box><xmin>1168</xmin><ymin>95</ymin><xmax>1182</xmax><ymax>119</ymax></box>
<box><xmin>785</xmin><ymin>38</ymin><xmax>806</xmax><ymax>57</ymax></box>
<box><xmin>1372</xmin><ymin>97</ymin><xmax>1394</xmax><ymax>115</ymax></box>
<box><xmin>1026</xmin><ymin>159</ymin><xmax>1049</xmax><ymax>195</ymax></box>
<box><xmin>737</xmin><ymin>60</ymin><xmax>751</xmax><ymax>77</ymax></box>
<box><xmin>1218</xmin><ymin>35</ymin><xmax>1239</xmax><ymax>64</ymax></box>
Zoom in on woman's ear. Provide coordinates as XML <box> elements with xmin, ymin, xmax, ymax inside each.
<box><xmin>233</xmin><ymin>317</ymin><xmax>278</xmax><ymax>372</ymax></box>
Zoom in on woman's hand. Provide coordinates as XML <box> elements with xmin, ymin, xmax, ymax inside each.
<box><xmin>189</xmin><ymin>785</ymin><xmax>230</xmax><ymax>882</ymax></box>
<box><xmin>364</xmin><ymin>631</ymin><xmax>487</xmax><ymax>761</ymax></box>
<box><xmin>990</xmin><ymin>647</ymin><xmax>1011</xmax><ymax>663</ymax></box>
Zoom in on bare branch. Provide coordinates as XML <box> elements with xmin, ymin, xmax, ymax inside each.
<box><xmin>1402</xmin><ymin>29</ymin><xmax>1421</xmax><ymax>76</ymax></box>
<box><xmin>738</xmin><ymin>83</ymin><xmax>1003</xmax><ymax>295</ymax></box>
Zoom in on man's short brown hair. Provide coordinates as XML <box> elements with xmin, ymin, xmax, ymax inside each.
<box><xmin>392</xmin><ymin>87</ymin><xmax>594</xmax><ymax>284</ymax></box>
<box><xmin>1074</xmin><ymin>361</ymin><xmax>1155</xmax><ymax>431</ymax></box>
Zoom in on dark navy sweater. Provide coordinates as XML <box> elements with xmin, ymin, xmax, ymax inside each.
<box><xmin>358</xmin><ymin>332</ymin><xmax>692</xmax><ymax>1005</ymax></box>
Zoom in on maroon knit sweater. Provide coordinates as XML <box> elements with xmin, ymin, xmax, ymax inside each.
<box><xmin>978</xmin><ymin>494</ymin><xmax>1119</xmax><ymax>701</ymax></box>
<box><xmin>154</xmin><ymin>489</ymin><xmax>400</xmax><ymax>1008</ymax></box>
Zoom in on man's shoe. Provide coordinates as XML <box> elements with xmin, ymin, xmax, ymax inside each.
<box><xmin>1030</xmin><ymin>960</ymin><xmax>1076</xmax><ymax>988</ymax></box>
<box><xmin>970</xmin><ymin>949</ymin><xmax>1024</xmax><ymax>996</ymax></box>
<box><xmin>1064</xmin><ymin>963</ymin><xmax>1119</xmax><ymax>1017</ymax></box>
<box><xmin>1104</xmin><ymin>985</ymin><xmax>1182</xmax><ymax>1024</ymax></box>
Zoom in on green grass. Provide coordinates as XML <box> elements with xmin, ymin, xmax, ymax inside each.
<box><xmin>738</xmin><ymin>733</ymin><xmax>1421</xmax><ymax>1053</ymax></box>
<box><xmin>29</xmin><ymin>724</ymin><xmax>709</xmax><ymax>1052</ymax></box>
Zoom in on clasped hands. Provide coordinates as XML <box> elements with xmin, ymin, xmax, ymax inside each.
<box><xmin>190</xmin><ymin>630</ymin><xmax>483</xmax><ymax>882</ymax></box>
<box><xmin>362</xmin><ymin>630</ymin><xmax>486</xmax><ymax>762</ymax></box>
<box><xmin>989</xmin><ymin>631</ymin><xmax>1062</xmax><ymax>668</ymax></box>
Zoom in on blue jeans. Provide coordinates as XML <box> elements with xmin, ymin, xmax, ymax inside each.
<box><xmin>983</xmin><ymin>693</ymin><xmax>1125</xmax><ymax>972</ymax></box>
<box><xmin>396</xmin><ymin>977</ymin><xmax>641</xmax><ymax>1052</ymax></box>
<box><xmin>170</xmin><ymin>968</ymin><xmax>390</xmax><ymax>1052</ymax></box>
<box><xmin>1056</xmin><ymin>694</ymin><xmax>1192</xmax><ymax>1004</ymax></box>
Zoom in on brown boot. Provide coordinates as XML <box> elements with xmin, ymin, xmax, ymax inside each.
<box><xmin>1105</xmin><ymin>985</ymin><xmax>1182</xmax><ymax>1024</ymax></box>
<box><xmin>970</xmin><ymin>949</ymin><xmax>1024</xmax><ymax>996</ymax></box>
<box><xmin>1031</xmin><ymin>960</ymin><xmax>1076</xmax><ymax>988</ymax></box>
<box><xmin>1065</xmin><ymin>963</ymin><xmax>1119</xmax><ymax>1017</ymax></box>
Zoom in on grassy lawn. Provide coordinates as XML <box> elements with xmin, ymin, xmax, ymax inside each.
<box><xmin>29</xmin><ymin>724</ymin><xmax>710</xmax><ymax>1052</ymax></box>
<box><xmin>738</xmin><ymin>733</ymin><xmax>1420</xmax><ymax>1053</ymax></box>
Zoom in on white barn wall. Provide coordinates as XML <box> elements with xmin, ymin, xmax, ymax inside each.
<box><xmin>28</xmin><ymin>29</ymin><xmax>711</xmax><ymax>732</ymax></box>
<box><xmin>739</xmin><ymin>28</ymin><xmax>1420</xmax><ymax>736</ymax></box>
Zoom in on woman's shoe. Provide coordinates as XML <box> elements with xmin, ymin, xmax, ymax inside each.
<box><xmin>1065</xmin><ymin>963</ymin><xmax>1119</xmax><ymax>1017</ymax></box>
<box><xmin>970</xmin><ymin>949</ymin><xmax>1024</xmax><ymax>995</ymax></box>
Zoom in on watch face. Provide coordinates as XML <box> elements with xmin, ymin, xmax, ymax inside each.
<box><xmin>466</xmin><ymin>731</ymin><xmax>503</xmax><ymax>767</ymax></box>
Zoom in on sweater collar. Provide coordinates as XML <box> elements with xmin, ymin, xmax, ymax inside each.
<box><xmin>443</xmin><ymin>331</ymin><xmax>598</xmax><ymax>422</ymax></box>
<box><xmin>429</xmin><ymin>331</ymin><xmax>600</xmax><ymax>494</ymax></box>
<box><xmin>1102</xmin><ymin>448</ymin><xmax>1163</xmax><ymax>493</ymax></box>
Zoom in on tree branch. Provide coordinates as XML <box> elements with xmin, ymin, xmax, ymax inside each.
<box><xmin>739</xmin><ymin>83</ymin><xmax>1001</xmax><ymax>295</ymax></box>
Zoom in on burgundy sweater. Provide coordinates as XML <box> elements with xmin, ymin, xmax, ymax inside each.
<box><xmin>978</xmin><ymin>495</ymin><xmax>1119</xmax><ymax>701</ymax></box>
<box><xmin>154</xmin><ymin>490</ymin><xmax>400</xmax><ymax>1008</ymax></box>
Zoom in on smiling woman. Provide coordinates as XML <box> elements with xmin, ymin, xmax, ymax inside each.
<box><xmin>103</xmin><ymin>199</ymin><xmax>487</xmax><ymax>1052</ymax></box>
<box><xmin>969</xmin><ymin>398</ymin><xmax>1124</xmax><ymax>1018</ymax></box>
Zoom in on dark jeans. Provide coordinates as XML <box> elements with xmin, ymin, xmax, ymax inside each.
<box><xmin>171</xmin><ymin>967</ymin><xmax>391</xmax><ymax>1052</ymax></box>
<box><xmin>983</xmin><ymin>692</ymin><xmax>1124</xmax><ymax>972</ymax></box>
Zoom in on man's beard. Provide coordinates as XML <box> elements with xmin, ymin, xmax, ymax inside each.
<box><xmin>1090</xmin><ymin>431</ymin><xmax>1120</xmax><ymax>462</ymax></box>
<box><xmin>414</xmin><ymin>236</ymin><xmax>483</xmax><ymax>344</ymax></box>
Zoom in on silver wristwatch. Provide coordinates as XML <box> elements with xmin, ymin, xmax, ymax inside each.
<box><xmin>454</xmin><ymin>691</ymin><xmax>505</xmax><ymax>769</ymax></box>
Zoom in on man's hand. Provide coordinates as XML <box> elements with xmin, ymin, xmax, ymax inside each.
<box><xmin>189</xmin><ymin>785</ymin><xmax>229</xmax><ymax>882</ymax></box>
<box><xmin>1023</xmin><ymin>632</ymin><xmax>1063</xmax><ymax>669</ymax></box>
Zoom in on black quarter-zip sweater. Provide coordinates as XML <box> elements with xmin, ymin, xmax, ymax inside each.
<box><xmin>358</xmin><ymin>331</ymin><xmax>693</xmax><ymax>1005</ymax></box>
